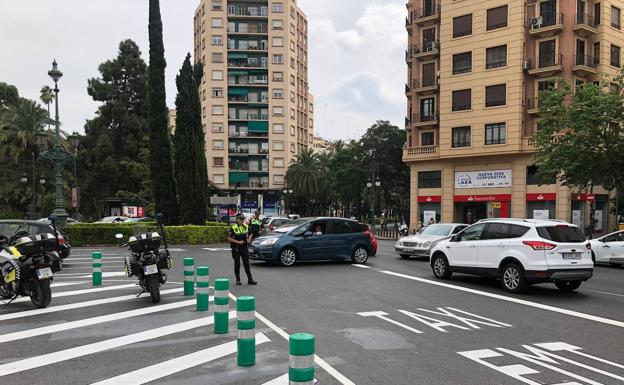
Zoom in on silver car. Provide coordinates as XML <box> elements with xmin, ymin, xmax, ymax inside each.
<box><xmin>395</xmin><ymin>223</ymin><xmax>468</xmax><ymax>259</ymax></box>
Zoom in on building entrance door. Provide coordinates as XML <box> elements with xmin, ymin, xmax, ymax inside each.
<box><xmin>455</xmin><ymin>203</ymin><xmax>487</xmax><ymax>224</ymax></box>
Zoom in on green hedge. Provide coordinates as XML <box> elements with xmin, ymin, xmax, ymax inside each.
<box><xmin>66</xmin><ymin>224</ymin><xmax>229</xmax><ymax>247</ymax></box>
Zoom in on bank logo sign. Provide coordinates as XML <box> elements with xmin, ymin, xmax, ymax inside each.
<box><xmin>455</xmin><ymin>170</ymin><xmax>512</xmax><ymax>189</ymax></box>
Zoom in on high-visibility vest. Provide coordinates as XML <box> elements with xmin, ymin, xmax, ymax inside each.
<box><xmin>231</xmin><ymin>224</ymin><xmax>249</xmax><ymax>235</ymax></box>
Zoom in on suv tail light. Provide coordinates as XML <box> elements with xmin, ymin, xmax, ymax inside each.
<box><xmin>523</xmin><ymin>240</ymin><xmax>556</xmax><ymax>250</ymax></box>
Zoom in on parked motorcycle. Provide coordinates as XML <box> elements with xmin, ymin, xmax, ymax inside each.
<box><xmin>399</xmin><ymin>223</ymin><xmax>409</xmax><ymax>236</ymax></box>
<box><xmin>0</xmin><ymin>217</ymin><xmax>63</xmax><ymax>308</ymax></box>
<box><xmin>116</xmin><ymin>213</ymin><xmax>172</xmax><ymax>303</ymax></box>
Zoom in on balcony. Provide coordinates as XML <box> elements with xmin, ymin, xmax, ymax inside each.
<box><xmin>573</xmin><ymin>55</ymin><xmax>598</xmax><ymax>75</ymax></box>
<box><xmin>227</xmin><ymin>7</ymin><xmax>269</xmax><ymax>18</ymax></box>
<box><xmin>412</xmin><ymin>4</ymin><xmax>440</xmax><ymax>25</ymax></box>
<box><xmin>229</xmin><ymin>130</ymin><xmax>268</xmax><ymax>138</ymax></box>
<box><xmin>228</xmin><ymin>113</ymin><xmax>269</xmax><ymax>121</ymax></box>
<box><xmin>526</xmin><ymin>98</ymin><xmax>540</xmax><ymax>114</ymax></box>
<box><xmin>412</xmin><ymin>112</ymin><xmax>439</xmax><ymax>127</ymax></box>
<box><xmin>228</xmin><ymin>95</ymin><xmax>269</xmax><ymax>104</ymax></box>
<box><xmin>228</xmin><ymin>60</ymin><xmax>268</xmax><ymax>69</ymax></box>
<box><xmin>227</xmin><ymin>25</ymin><xmax>268</xmax><ymax>35</ymax></box>
<box><xmin>527</xmin><ymin>54</ymin><xmax>563</xmax><ymax>76</ymax></box>
<box><xmin>413</xmin><ymin>78</ymin><xmax>439</xmax><ymax>94</ymax></box>
<box><xmin>528</xmin><ymin>12</ymin><xmax>564</xmax><ymax>36</ymax></box>
<box><xmin>403</xmin><ymin>146</ymin><xmax>439</xmax><ymax>161</ymax></box>
<box><xmin>406</xmin><ymin>42</ymin><xmax>440</xmax><ymax>61</ymax></box>
<box><xmin>227</xmin><ymin>80</ymin><xmax>268</xmax><ymax>87</ymax></box>
<box><xmin>574</xmin><ymin>13</ymin><xmax>599</xmax><ymax>35</ymax></box>
<box><xmin>227</xmin><ymin>43</ymin><xmax>268</xmax><ymax>52</ymax></box>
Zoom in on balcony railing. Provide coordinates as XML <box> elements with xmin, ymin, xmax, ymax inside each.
<box><xmin>228</xmin><ymin>80</ymin><xmax>269</xmax><ymax>86</ymax></box>
<box><xmin>228</xmin><ymin>60</ymin><xmax>268</xmax><ymax>68</ymax></box>
<box><xmin>227</xmin><ymin>44</ymin><xmax>268</xmax><ymax>51</ymax></box>
<box><xmin>413</xmin><ymin>112</ymin><xmax>439</xmax><ymax>123</ymax></box>
<box><xmin>228</xmin><ymin>95</ymin><xmax>269</xmax><ymax>103</ymax></box>
<box><xmin>528</xmin><ymin>12</ymin><xmax>564</xmax><ymax>29</ymax></box>
<box><xmin>227</xmin><ymin>25</ymin><xmax>268</xmax><ymax>34</ymax></box>
<box><xmin>526</xmin><ymin>97</ymin><xmax>542</xmax><ymax>111</ymax></box>
<box><xmin>227</xmin><ymin>7</ymin><xmax>269</xmax><ymax>17</ymax></box>
<box><xmin>575</xmin><ymin>13</ymin><xmax>598</xmax><ymax>28</ymax></box>
<box><xmin>574</xmin><ymin>54</ymin><xmax>598</xmax><ymax>69</ymax></box>
<box><xmin>412</xmin><ymin>78</ymin><xmax>438</xmax><ymax>89</ymax></box>
<box><xmin>412</xmin><ymin>3</ymin><xmax>440</xmax><ymax>20</ymax></box>
<box><xmin>526</xmin><ymin>53</ymin><xmax>563</xmax><ymax>70</ymax></box>
<box><xmin>403</xmin><ymin>146</ymin><xmax>439</xmax><ymax>159</ymax></box>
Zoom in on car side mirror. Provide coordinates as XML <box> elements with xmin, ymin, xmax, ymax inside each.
<box><xmin>115</xmin><ymin>233</ymin><xmax>124</xmax><ymax>240</ymax></box>
<box><xmin>303</xmin><ymin>230</ymin><xmax>313</xmax><ymax>238</ymax></box>
<box><xmin>451</xmin><ymin>234</ymin><xmax>461</xmax><ymax>242</ymax></box>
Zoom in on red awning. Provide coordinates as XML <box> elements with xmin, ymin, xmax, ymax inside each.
<box><xmin>454</xmin><ymin>194</ymin><xmax>512</xmax><ymax>203</ymax></box>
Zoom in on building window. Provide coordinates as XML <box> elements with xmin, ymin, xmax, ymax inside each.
<box><xmin>290</xmin><ymin>109</ymin><xmax>295</xmax><ymax>118</ymax></box>
<box><xmin>212</xmin><ymin>122</ymin><xmax>224</xmax><ymax>133</ymax></box>
<box><xmin>452</xmin><ymin>126</ymin><xmax>471</xmax><ymax>148</ymax></box>
<box><xmin>290</xmin><ymin>91</ymin><xmax>295</xmax><ymax>102</ymax></box>
<box><xmin>211</xmin><ymin>35</ymin><xmax>222</xmax><ymax>45</ymax></box>
<box><xmin>452</xmin><ymin>89</ymin><xmax>471</xmax><ymax>111</ymax></box>
<box><xmin>212</xmin><ymin>70</ymin><xmax>223</xmax><ymax>80</ymax></box>
<box><xmin>452</xmin><ymin>52</ymin><xmax>472</xmax><ymax>74</ymax></box>
<box><xmin>213</xmin><ymin>157</ymin><xmax>224</xmax><ymax>167</ymax></box>
<box><xmin>485</xmin><ymin>84</ymin><xmax>506</xmax><ymax>107</ymax></box>
<box><xmin>273</xmin><ymin>123</ymin><xmax>284</xmax><ymax>133</ymax></box>
<box><xmin>611</xmin><ymin>44</ymin><xmax>621</xmax><ymax>67</ymax></box>
<box><xmin>595</xmin><ymin>3</ymin><xmax>601</xmax><ymax>25</ymax></box>
<box><xmin>211</xmin><ymin>53</ymin><xmax>223</xmax><ymax>63</ymax></box>
<box><xmin>211</xmin><ymin>18</ymin><xmax>223</xmax><ymax>28</ymax></box>
<box><xmin>485</xmin><ymin>123</ymin><xmax>506</xmax><ymax>145</ymax></box>
<box><xmin>272</xmin><ymin>89</ymin><xmax>284</xmax><ymax>98</ymax></box>
<box><xmin>453</xmin><ymin>14</ymin><xmax>472</xmax><ymax>38</ymax></box>
<box><xmin>213</xmin><ymin>174</ymin><xmax>225</xmax><ymax>184</ymax></box>
<box><xmin>612</xmin><ymin>6</ymin><xmax>621</xmax><ymax>29</ymax></box>
<box><xmin>290</xmin><ymin>40</ymin><xmax>295</xmax><ymax>51</ymax></box>
<box><xmin>212</xmin><ymin>88</ymin><xmax>223</xmax><ymax>97</ymax></box>
<box><xmin>211</xmin><ymin>1</ymin><xmax>222</xmax><ymax>11</ymax></box>
<box><xmin>538</xmin><ymin>39</ymin><xmax>557</xmax><ymax>68</ymax></box>
<box><xmin>421</xmin><ymin>131</ymin><xmax>435</xmax><ymax>146</ymax></box>
<box><xmin>212</xmin><ymin>105</ymin><xmax>224</xmax><ymax>115</ymax></box>
<box><xmin>290</xmin><ymin>75</ymin><xmax>295</xmax><ymax>85</ymax></box>
<box><xmin>486</xmin><ymin>5</ymin><xmax>508</xmax><ymax>30</ymax></box>
<box><xmin>290</xmin><ymin>143</ymin><xmax>295</xmax><ymax>153</ymax></box>
<box><xmin>527</xmin><ymin>165</ymin><xmax>556</xmax><ymax>185</ymax></box>
<box><xmin>272</xmin><ymin>2</ymin><xmax>283</xmax><ymax>13</ymax></box>
<box><xmin>272</xmin><ymin>19</ymin><xmax>283</xmax><ymax>29</ymax></box>
<box><xmin>274</xmin><ymin>175</ymin><xmax>285</xmax><ymax>185</ymax></box>
<box><xmin>273</xmin><ymin>158</ymin><xmax>285</xmax><ymax>168</ymax></box>
<box><xmin>212</xmin><ymin>140</ymin><xmax>224</xmax><ymax>150</ymax></box>
<box><xmin>273</xmin><ymin>106</ymin><xmax>284</xmax><ymax>116</ymax></box>
<box><xmin>486</xmin><ymin>45</ymin><xmax>507</xmax><ymax>68</ymax></box>
<box><xmin>273</xmin><ymin>141</ymin><xmax>284</xmax><ymax>151</ymax></box>
<box><xmin>272</xmin><ymin>37</ymin><xmax>284</xmax><ymax>47</ymax></box>
<box><xmin>594</xmin><ymin>42</ymin><xmax>601</xmax><ymax>64</ymax></box>
<box><xmin>418</xmin><ymin>171</ymin><xmax>441</xmax><ymax>189</ymax></box>
<box><xmin>272</xmin><ymin>54</ymin><xmax>284</xmax><ymax>64</ymax></box>
<box><xmin>290</xmin><ymin>125</ymin><xmax>295</xmax><ymax>135</ymax></box>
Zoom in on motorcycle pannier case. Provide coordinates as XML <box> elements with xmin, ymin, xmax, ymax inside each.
<box><xmin>14</xmin><ymin>233</ymin><xmax>57</xmax><ymax>255</ymax></box>
<box><xmin>128</xmin><ymin>232</ymin><xmax>161</xmax><ymax>253</ymax></box>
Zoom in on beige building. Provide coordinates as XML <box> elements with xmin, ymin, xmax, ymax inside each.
<box><xmin>311</xmin><ymin>135</ymin><xmax>331</xmax><ymax>154</ymax></box>
<box><xmin>194</xmin><ymin>0</ymin><xmax>313</xmax><ymax>214</ymax></box>
<box><xmin>168</xmin><ymin>109</ymin><xmax>177</xmax><ymax>134</ymax></box>
<box><xmin>405</xmin><ymin>0</ymin><xmax>620</xmax><ymax>231</ymax></box>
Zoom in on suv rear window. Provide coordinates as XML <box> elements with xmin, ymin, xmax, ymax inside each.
<box><xmin>537</xmin><ymin>226</ymin><xmax>586</xmax><ymax>242</ymax></box>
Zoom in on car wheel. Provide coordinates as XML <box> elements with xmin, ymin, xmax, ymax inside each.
<box><xmin>399</xmin><ymin>254</ymin><xmax>410</xmax><ymax>259</ymax></box>
<box><xmin>501</xmin><ymin>263</ymin><xmax>528</xmax><ymax>293</ymax></box>
<box><xmin>352</xmin><ymin>247</ymin><xmax>369</xmax><ymax>264</ymax></box>
<box><xmin>279</xmin><ymin>248</ymin><xmax>297</xmax><ymax>267</ymax></box>
<box><xmin>555</xmin><ymin>281</ymin><xmax>582</xmax><ymax>292</ymax></box>
<box><xmin>431</xmin><ymin>254</ymin><xmax>452</xmax><ymax>280</ymax></box>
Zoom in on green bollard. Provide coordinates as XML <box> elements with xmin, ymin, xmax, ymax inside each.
<box><xmin>237</xmin><ymin>296</ymin><xmax>256</xmax><ymax>367</ymax></box>
<box><xmin>196</xmin><ymin>266</ymin><xmax>209</xmax><ymax>311</ymax></box>
<box><xmin>183</xmin><ymin>258</ymin><xmax>195</xmax><ymax>296</ymax></box>
<box><xmin>214</xmin><ymin>278</ymin><xmax>230</xmax><ymax>334</ymax></box>
<box><xmin>92</xmin><ymin>252</ymin><xmax>102</xmax><ymax>286</ymax></box>
<box><xmin>289</xmin><ymin>333</ymin><xmax>315</xmax><ymax>385</ymax></box>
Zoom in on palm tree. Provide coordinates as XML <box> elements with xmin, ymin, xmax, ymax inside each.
<box><xmin>39</xmin><ymin>86</ymin><xmax>54</xmax><ymax>129</ymax></box>
<box><xmin>286</xmin><ymin>149</ymin><xmax>320</xmax><ymax>215</ymax></box>
<box><xmin>0</xmin><ymin>99</ymin><xmax>49</xmax><ymax>161</ymax></box>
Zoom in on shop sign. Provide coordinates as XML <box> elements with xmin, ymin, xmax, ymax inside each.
<box><xmin>417</xmin><ymin>196</ymin><xmax>441</xmax><ymax>203</ymax></box>
<box><xmin>526</xmin><ymin>193</ymin><xmax>556</xmax><ymax>201</ymax></box>
<box><xmin>454</xmin><ymin>194</ymin><xmax>512</xmax><ymax>203</ymax></box>
<box><xmin>122</xmin><ymin>206</ymin><xmax>145</xmax><ymax>218</ymax></box>
<box><xmin>455</xmin><ymin>170</ymin><xmax>512</xmax><ymax>189</ymax></box>
<box><xmin>491</xmin><ymin>202</ymin><xmax>502</xmax><ymax>209</ymax></box>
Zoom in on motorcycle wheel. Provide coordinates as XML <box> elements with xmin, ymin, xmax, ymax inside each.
<box><xmin>30</xmin><ymin>278</ymin><xmax>52</xmax><ymax>308</ymax></box>
<box><xmin>146</xmin><ymin>275</ymin><xmax>160</xmax><ymax>304</ymax></box>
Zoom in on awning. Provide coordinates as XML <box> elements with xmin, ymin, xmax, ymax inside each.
<box><xmin>248</xmin><ymin>121</ymin><xmax>269</xmax><ymax>132</ymax></box>
<box><xmin>228</xmin><ymin>70</ymin><xmax>248</xmax><ymax>76</ymax></box>
<box><xmin>229</xmin><ymin>173</ymin><xmax>250</xmax><ymax>183</ymax></box>
<box><xmin>228</xmin><ymin>88</ymin><xmax>248</xmax><ymax>96</ymax></box>
<box><xmin>227</xmin><ymin>53</ymin><xmax>247</xmax><ymax>59</ymax></box>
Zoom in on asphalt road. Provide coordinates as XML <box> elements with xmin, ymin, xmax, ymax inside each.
<box><xmin>1</xmin><ymin>240</ymin><xmax>623</xmax><ymax>384</ymax></box>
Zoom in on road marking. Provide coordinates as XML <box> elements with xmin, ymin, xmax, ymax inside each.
<box><xmin>351</xmin><ymin>264</ymin><xmax>371</xmax><ymax>269</ymax></box>
<box><xmin>69</xmin><ymin>257</ymin><xmax>126</xmax><ymax>261</ymax></box>
<box><xmin>54</xmin><ymin>272</ymin><xmax>126</xmax><ymax>278</ymax></box>
<box><xmin>373</xmin><ymin>269</ymin><xmax>624</xmax><ymax>329</ymax></box>
<box><xmin>9</xmin><ymin>283</ymin><xmax>137</xmax><ymax>304</ymax></box>
<box><xmin>63</xmin><ymin>261</ymin><xmax>125</xmax><ymax>265</ymax></box>
<box><xmin>228</xmin><ymin>293</ymin><xmax>355</xmax><ymax>385</ymax></box>
<box><xmin>90</xmin><ymin>333</ymin><xmax>270</xmax><ymax>385</ymax></box>
<box><xmin>0</xmin><ymin>288</ymin><xmax>183</xmax><ymax>322</ymax></box>
<box><xmin>358</xmin><ymin>311</ymin><xmax>424</xmax><ymax>334</ymax></box>
<box><xmin>60</xmin><ymin>266</ymin><xmax>124</xmax><ymax>271</ymax></box>
<box><xmin>586</xmin><ymin>289</ymin><xmax>624</xmax><ymax>298</ymax></box>
<box><xmin>202</xmin><ymin>247</ymin><xmax>231</xmax><ymax>251</ymax></box>
<box><xmin>50</xmin><ymin>281</ymin><xmax>87</xmax><ymax>288</ymax></box>
<box><xmin>0</xmin><ymin>312</ymin><xmax>236</xmax><ymax>377</ymax></box>
<box><xmin>0</xmin><ymin>297</ymin><xmax>209</xmax><ymax>344</ymax></box>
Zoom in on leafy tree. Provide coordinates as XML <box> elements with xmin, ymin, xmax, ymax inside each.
<box><xmin>535</xmin><ymin>75</ymin><xmax>624</xmax><ymax>236</ymax></box>
<box><xmin>147</xmin><ymin>0</ymin><xmax>178</xmax><ymax>224</ymax></box>
<box><xmin>0</xmin><ymin>82</ymin><xmax>19</xmax><ymax>109</ymax></box>
<box><xmin>173</xmin><ymin>54</ymin><xmax>208</xmax><ymax>225</ymax></box>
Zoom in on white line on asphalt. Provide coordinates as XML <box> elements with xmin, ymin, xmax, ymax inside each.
<box><xmin>586</xmin><ymin>289</ymin><xmax>624</xmax><ymax>298</ymax></box>
<box><xmin>0</xmin><ymin>312</ymin><xmax>236</xmax><ymax>377</ymax></box>
<box><xmin>0</xmin><ymin>296</ymin><xmax>210</xmax><ymax>344</ymax></box>
<box><xmin>50</xmin><ymin>281</ymin><xmax>87</xmax><ymax>288</ymax></box>
<box><xmin>54</xmin><ymin>272</ymin><xmax>126</xmax><ymax>278</ymax></box>
<box><xmin>9</xmin><ymin>283</ymin><xmax>137</xmax><ymax>304</ymax></box>
<box><xmin>69</xmin><ymin>257</ymin><xmax>126</xmax><ymax>261</ymax></box>
<box><xmin>90</xmin><ymin>333</ymin><xmax>270</xmax><ymax>385</ymax></box>
<box><xmin>351</xmin><ymin>264</ymin><xmax>371</xmax><ymax>269</ymax></box>
<box><xmin>0</xmin><ymin>288</ymin><xmax>183</xmax><ymax>322</ymax></box>
<box><xmin>373</xmin><ymin>269</ymin><xmax>624</xmax><ymax>329</ymax></box>
<box><xmin>63</xmin><ymin>261</ymin><xmax>125</xmax><ymax>265</ymax></box>
<box><xmin>60</xmin><ymin>266</ymin><xmax>124</xmax><ymax>271</ymax></box>
<box><xmin>227</xmin><ymin>293</ymin><xmax>356</xmax><ymax>385</ymax></box>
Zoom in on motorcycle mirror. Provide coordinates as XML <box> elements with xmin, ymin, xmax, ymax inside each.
<box><xmin>115</xmin><ymin>233</ymin><xmax>124</xmax><ymax>240</ymax></box>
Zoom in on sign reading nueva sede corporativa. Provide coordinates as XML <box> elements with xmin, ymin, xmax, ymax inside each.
<box><xmin>455</xmin><ymin>170</ymin><xmax>512</xmax><ymax>189</ymax></box>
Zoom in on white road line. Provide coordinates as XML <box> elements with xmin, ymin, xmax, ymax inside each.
<box><xmin>227</xmin><ymin>293</ymin><xmax>355</xmax><ymax>385</ymax></box>
<box><xmin>9</xmin><ymin>283</ymin><xmax>136</xmax><ymax>304</ymax></box>
<box><xmin>0</xmin><ymin>297</ymin><xmax>209</xmax><ymax>344</ymax></box>
<box><xmin>586</xmin><ymin>289</ymin><xmax>624</xmax><ymax>298</ymax></box>
<box><xmin>90</xmin><ymin>333</ymin><xmax>270</xmax><ymax>385</ymax></box>
<box><xmin>60</xmin><ymin>266</ymin><xmax>124</xmax><ymax>271</ymax></box>
<box><xmin>351</xmin><ymin>264</ymin><xmax>371</xmax><ymax>269</ymax></box>
<box><xmin>54</xmin><ymin>272</ymin><xmax>126</xmax><ymax>278</ymax></box>
<box><xmin>63</xmin><ymin>261</ymin><xmax>125</xmax><ymax>265</ymax></box>
<box><xmin>69</xmin><ymin>257</ymin><xmax>126</xmax><ymax>261</ymax></box>
<box><xmin>0</xmin><ymin>312</ymin><xmax>236</xmax><ymax>377</ymax></box>
<box><xmin>0</xmin><ymin>288</ymin><xmax>183</xmax><ymax>322</ymax></box>
<box><xmin>50</xmin><ymin>281</ymin><xmax>87</xmax><ymax>288</ymax></box>
<box><xmin>375</xmin><ymin>269</ymin><xmax>624</xmax><ymax>329</ymax></box>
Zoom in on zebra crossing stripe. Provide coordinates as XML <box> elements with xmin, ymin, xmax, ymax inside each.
<box><xmin>0</xmin><ymin>288</ymin><xmax>183</xmax><ymax>322</ymax></box>
<box><xmin>0</xmin><ymin>312</ymin><xmax>236</xmax><ymax>377</ymax></box>
<box><xmin>10</xmin><ymin>284</ymin><xmax>137</xmax><ymax>304</ymax></box>
<box><xmin>50</xmin><ymin>281</ymin><xmax>87</xmax><ymax>288</ymax></box>
<box><xmin>0</xmin><ymin>298</ymin><xmax>211</xmax><ymax>344</ymax></box>
<box><xmin>90</xmin><ymin>333</ymin><xmax>271</xmax><ymax>385</ymax></box>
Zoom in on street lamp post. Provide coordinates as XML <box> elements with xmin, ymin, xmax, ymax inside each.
<box><xmin>366</xmin><ymin>175</ymin><xmax>381</xmax><ymax>232</ymax></box>
<box><xmin>282</xmin><ymin>188</ymin><xmax>293</xmax><ymax>216</ymax></box>
<box><xmin>69</xmin><ymin>132</ymin><xmax>80</xmax><ymax>219</ymax></box>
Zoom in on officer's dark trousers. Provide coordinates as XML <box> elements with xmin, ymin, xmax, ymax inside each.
<box><xmin>232</xmin><ymin>246</ymin><xmax>253</xmax><ymax>282</ymax></box>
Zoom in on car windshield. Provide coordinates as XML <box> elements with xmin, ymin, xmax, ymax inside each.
<box><xmin>420</xmin><ymin>224</ymin><xmax>453</xmax><ymax>236</ymax></box>
<box><xmin>537</xmin><ymin>226</ymin><xmax>586</xmax><ymax>242</ymax></box>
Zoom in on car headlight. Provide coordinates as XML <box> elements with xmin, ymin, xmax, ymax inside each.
<box><xmin>396</xmin><ymin>241</ymin><xmax>403</xmax><ymax>247</ymax></box>
<box><xmin>260</xmin><ymin>238</ymin><xmax>278</xmax><ymax>246</ymax></box>
<box><xmin>423</xmin><ymin>241</ymin><xmax>431</xmax><ymax>248</ymax></box>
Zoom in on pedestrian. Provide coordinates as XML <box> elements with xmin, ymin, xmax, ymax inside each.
<box><xmin>249</xmin><ymin>210</ymin><xmax>262</xmax><ymax>240</ymax></box>
<box><xmin>228</xmin><ymin>214</ymin><xmax>257</xmax><ymax>286</ymax></box>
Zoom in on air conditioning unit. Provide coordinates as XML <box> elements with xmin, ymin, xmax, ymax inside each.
<box><xmin>530</xmin><ymin>16</ymin><xmax>543</xmax><ymax>29</ymax></box>
<box><xmin>522</xmin><ymin>61</ymin><xmax>530</xmax><ymax>71</ymax></box>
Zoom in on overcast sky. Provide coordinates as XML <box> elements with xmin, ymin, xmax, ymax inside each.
<box><xmin>0</xmin><ymin>0</ymin><xmax>407</xmax><ymax>140</ymax></box>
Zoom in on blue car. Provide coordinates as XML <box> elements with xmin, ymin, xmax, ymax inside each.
<box><xmin>249</xmin><ymin>217</ymin><xmax>374</xmax><ymax>266</ymax></box>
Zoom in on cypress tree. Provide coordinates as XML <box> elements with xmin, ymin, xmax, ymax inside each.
<box><xmin>147</xmin><ymin>0</ymin><xmax>178</xmax><ymax>224</ymax></box>
<box><xmin>174</xmin><ymin>54</ymin><xmax>208</xmax><ymax>225</ymax></box>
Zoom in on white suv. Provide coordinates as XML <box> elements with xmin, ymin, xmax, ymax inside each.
<box><xmin>429</xmin><ymin>219</ymin><xmax>593</xmax><ymax>293</ymax></box>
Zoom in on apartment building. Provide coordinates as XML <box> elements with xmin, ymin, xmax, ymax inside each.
<box><xmin>194</xmin><ymin>0</ymin><xmax>313</xmax><ymax>214</ymax></box>
<box><xmin>404</xmin><ymin>0</ymin><xmax>621</xmax><ymax>231</ymax></box>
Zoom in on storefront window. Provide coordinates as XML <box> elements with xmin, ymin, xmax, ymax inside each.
<box><xmin>419</xmin><ymin>203</ymin><xmax>441</xmax><ymax>224</ymax></box>
<box><xmin>527</xmin><ymin>201</ymin><xmax>555</xmax><ymax>220</ymax></box>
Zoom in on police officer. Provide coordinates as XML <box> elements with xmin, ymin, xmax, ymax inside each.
<box><xmin>228</xmin><ymin>214</ymin><xmax>257</xmax><ymax>286</ymax></box>
<box><xmin>249</xmin><ymin>210</ymin><xmax>262</xmax><ymax>240</ymax></box>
